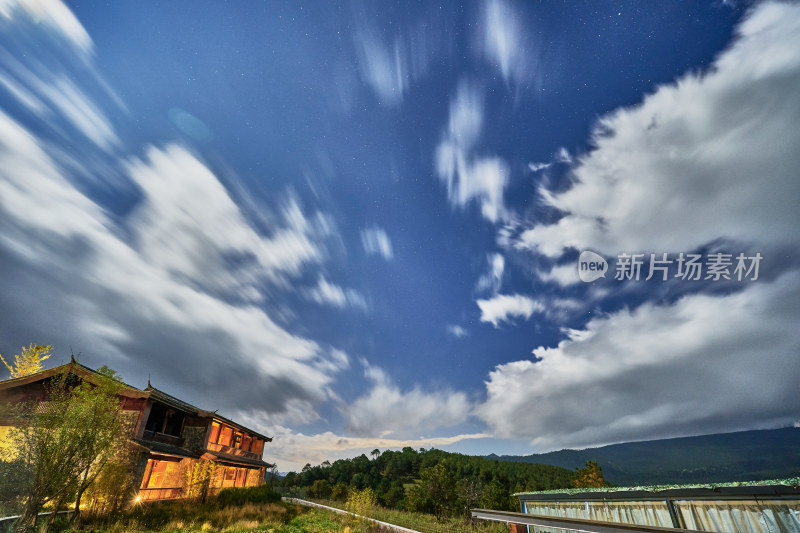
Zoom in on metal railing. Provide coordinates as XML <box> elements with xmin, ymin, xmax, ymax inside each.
<box><xmin>471</xmin><ymin>508</ymin><xmax>711</xmax><ymax>533</ymax></box>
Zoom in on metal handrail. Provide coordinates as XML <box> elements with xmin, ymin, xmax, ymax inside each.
<box><xmin>471</xmin><ymin>508</ymin><xmax>714</xmax><ymax>533</ymax></box>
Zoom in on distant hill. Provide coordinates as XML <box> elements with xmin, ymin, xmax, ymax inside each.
<box><xmin>487</xmin><ymin>427</ymin><xmax>800</xmax><ymax>486</ymax></box>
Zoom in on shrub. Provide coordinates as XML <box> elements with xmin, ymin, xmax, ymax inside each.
<box><xmin>215</xmin><ymin>484</ymin><xmax>281</xmax><ymax>506</ymax></box>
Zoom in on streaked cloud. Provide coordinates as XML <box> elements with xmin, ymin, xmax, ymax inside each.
<box><xmin>0</xmin><ymin>105</ymin><xmax>349</xmax><ymax>422</ymax></box>
<box><xmin>476</xmin><ymin>253</ymin><xmax>505</xmax><ymax>294</ymax></box>
<box><xmin>353</xmin><ymin>15</ymin><xmax>444</xmax><ymax>106</ymax></box>
<box><xmin>435</xmin><ymin>81</ymin><xmax>510</xmax><ymax>223</ymax></box>
<box><xmin>306</xmin><ymin>277</ymin><xmax>368</xmax><ymax>311</ymax></box>
<box><xmin>475</xmin><ymin>271</ymin><xmax>800</xmax><ymax>449</ymax></box>
<box><xmin>479</xmin><ymin>0</ymin><xmax>537</xmax><ymax>85</ymax></box>
<box><xmin>476</xmin><ymin>293</ymin><xmax>543</xmax><ymax>327</ymax></box>
<box><xmin>0</xmin><ymin>0</ymin><xmax>92</xmax><ymax>55</ymax></box>
<box><xmin>360</xmin><ymin>226</ymin><xmax>393</xmax><ymax>261</ymax></box>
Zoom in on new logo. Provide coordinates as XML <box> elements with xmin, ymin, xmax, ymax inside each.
<box><xmin>578</xmin><ymin>251</ymin><xmax>608</xmax><ymax>282</ymax></box>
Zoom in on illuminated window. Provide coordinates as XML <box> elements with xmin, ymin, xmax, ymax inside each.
<box><xmin>218</xmin><ymin>425</ymin><xmax>233</xmax><ymax>447</ymax></box>
<box><xmin>208</xmin><ymin>421</ymin><xmax>221</xmax><ymax>444</ymax></box>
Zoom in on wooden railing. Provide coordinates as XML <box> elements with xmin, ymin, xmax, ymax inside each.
<box><xmin>142</xmin><ymin>430</ymin><xmax>184</xmax><ymax>447</ymax></box>
<box><xmin>206</xmin><ymin>441</ymin><xmax>260</xmax><ymax>460</ymax></box>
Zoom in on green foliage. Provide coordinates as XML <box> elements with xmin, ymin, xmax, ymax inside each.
<box><xmin>187</xmin><ymin>459</ymin><xmax>217</xmax><ymax>501</ymax></box>
<box><xmin>0</xmin><ymin>343</ymin><xmax>52</xmax><ymax>378</ymax></box>
<box><xmin>283</xmin><ymin>447</ymin><xmax>575</xmax><ymax>520</ymax></box>
<box><xmin>406</xmin><ymin>463</ymin><xmax>456</xmax><ymax>518</ymax></box>
<box><xmin>330</xmin><ymin>482</ymin><xmax>349</xmax><ymax>501</ymax></box>
<box><xmin>345</xmin><ymin>487</ymin><xmax>377</xmax><ymax>516</ymax></box>
<box><xmin>5</xmin><ymin>365</ymin><xmax>131</xmax><ymax>530</ymax></box>
<box><xmin>215</xmin><ymin>484</ymin><xmax>281</xmax><ymax>506</ymax></box>
<box><xmin>308</xmin><ymin>479</ymin><xmax>331</xmax><ymax>499</ymax></box>
<box><xmin>84</xmin><ymin>458</ymin><xmax>137</xmax><ymax>513</ymax></box>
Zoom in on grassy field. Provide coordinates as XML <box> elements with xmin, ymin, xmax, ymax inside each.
<box><xmin>38</xmin><ymin>501</ymin><xmax>379</xmax><ymax>533</ymax></box>
<box><xmin>301</xmin><ymin>499</ymin><xmax>509</xmax><ymax>533</ymax></box>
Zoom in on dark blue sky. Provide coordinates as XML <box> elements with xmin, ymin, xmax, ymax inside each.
<box><xmin>1</xmin><ymin>1</ymin><xmax>798</xmax><ymax>471</ymax></box>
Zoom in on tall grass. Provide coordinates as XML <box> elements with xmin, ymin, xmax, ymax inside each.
<box><xmin>58</xmin><ymin>499</ymin><xmax>382</xmax><ymax>533</ymax></box>
<box><xmin>306</xmin><ymin>499</ymin><xmax>509</xmax><ymax>533</ymax></box>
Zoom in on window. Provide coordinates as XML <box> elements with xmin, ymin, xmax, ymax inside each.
<box><xmin>232</xmin><ymin>431</ymin><xmax>243</xmax><ymax>448</ymax></box>
<box><xmin>218</xmin><ymin>425</ymin><xmax>233</xmax><ymax>447</ymax></box>
<box><xmin>208</xmin><ymin>421</ymin><xmax>220</xmax><ymax>444</ymax></box>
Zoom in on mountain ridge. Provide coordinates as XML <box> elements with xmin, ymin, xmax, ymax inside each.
<box><xmin>487</xmin><ymin>427</ymin><xmax>800</xmax><ymax>486</ymax></box>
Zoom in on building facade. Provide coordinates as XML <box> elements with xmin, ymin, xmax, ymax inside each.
<box><xmin>0</xmin><ymin>360</ymin><xmax>273</xmax><ymax>502</ymax></box>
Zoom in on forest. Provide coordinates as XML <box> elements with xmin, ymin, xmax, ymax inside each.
<box><xmin>279</xmin><ymin>447</ymin><xmax>603</xmax><ymax>516</ymax></box>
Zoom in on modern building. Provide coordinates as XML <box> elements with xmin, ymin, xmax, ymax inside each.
<box><xmin>0</xmin><ymin>359</ymin><xmax>273</xmax><ymax>502</ymax></box>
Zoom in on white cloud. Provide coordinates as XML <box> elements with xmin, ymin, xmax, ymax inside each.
<box><xmin>477</xmin><ymin>293</ymin><xmax>543</xmax><ymax>327</ymax></box>
<box><xmin>554</xmin><ymin>147</ymin><xmax>572</xmax><ymax>164</ymax></box>
<box><xmin>342</xmin><ymin>364</ymin><xmax>472</xmax><ymax>438</ymax></box>
<box><xmin>516</xmin><ymin>2</ymin><xmax>800</xmax><ymax>257</ymax></box>
<box><xmin>360</xmin><ymin>226</ymin><xmax>393</xmax><ymax>260</ymax></box>
<box><xmin>446</xmin><ymin>324</ymin><xmax>468</xmax><ymax>338</ymax></box>
<box><xmin>230</xmin><ymin>412</ymin><xmax>488</xmax><ymax>472</ymax></box>
<box><xmin>0</xmin><ymin>0</ymin><xmax>92</xmax><ymax>55</ymax></box>
<box><xmin>352</xmin><ymin>13</ymin><xmax>446</xmax><ymax>106</ymax></box>
<box><xmin>306</xmin><ymin>277</ymin><xmax>368</xmax><ymax>311</ymax></box>
<box><xmin>0</xmin><ymin>109</ymin><xmax>349</xmax><ymax>421</ymax></box>
<box><xmin>127</xmin><ymin>146</ymin><xmax>327</xmax><ymax>299</ymax></box>
<box><xmin>475</xmin><ymin>271</ymin><xmax>800</xmax><ymax>449</ymax></box>
<box><xmin>476</xmin><ymin>253</ymin><xmax>505</xmax><ymax>293</ymax></box>
<box><xmin>528</xmin><ymin>161</ymin><xmax>551</xmax><ymax>173</ymax></box>
<box><xmin>35</xmin><ymin>76</ymin><xmax>118</xmax><ymax>150</ymax></box>
<box><xmin>479</xmin><ymin>0</ymin><xmax>536</xmax><ymax>85</ymax></box>
<box><xmin>537</xmin><ymin>263</ymin><xmax>580</xmax><ymax>287</ymax></box>
<box><xmin>435</xmin><ymin>81</ymin><xmax>510</xmax><ymax>223</ymax></box>
<box><xmin>354</xmin><ymin>32</ymin><xmax>408</xmax><ymax>106</ymax></box>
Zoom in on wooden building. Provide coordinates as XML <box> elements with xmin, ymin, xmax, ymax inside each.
<box><xmin>0</xmin><ymin>360</ymin><xmax>273</xmax><ymax>502</ymax></box>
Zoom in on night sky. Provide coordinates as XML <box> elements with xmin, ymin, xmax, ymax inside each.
<box><xmin>1</xmin><ymin>0</ymin><xmax>798</xmax><ymax>472</ymax></box>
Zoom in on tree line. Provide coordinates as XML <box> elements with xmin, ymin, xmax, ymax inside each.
<box><xmin>280</xmin><ymin>447</ymin><xmax>608</xmax><ymax>517</ymax></box>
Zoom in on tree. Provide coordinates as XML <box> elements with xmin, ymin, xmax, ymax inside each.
<box><xmin>0</xmin><ymin>344</ymin><xmax>52</xmax><ymax>379</ymax></box>
<box><xmin>68</xmin><ymin>367</ymin><xmax>132</xmax><ymax>519</ymax></box>
<box><xmin>371</xmin><ymin>449</ymin><xmax>380</xmax><ymax>461</ymax></box>
<box><xmin>6</xmin><ymin>365</ymin><xmax>129</xmax><ymax>531</ymax></box>
<box><xmin>573</xmin><ymin>460</ymin><xmax>609</xmax><ymax>488</ymax></box>
<box><xmin>331</xmin><ymin>482</ymin><xmax>349</xmax><ymax>501</ymax></box>
<box><xmin>480</xmin><ymin>477</ymin><xmax>513</xmax><ymax>511</ymax></box>
<box><xmin>457</xmin><ymin>478</ymin><xmax>484</xmax><ymax>517</ymax></box>
<box><xmin>413</xmin><ymin>463</ymin><xmax>457</xmax><ymax>519</ymax></box>
<box><xmin>266</xmin><ymin>464</ymin><xmax>280</xmax><ymax>489</ymax></box>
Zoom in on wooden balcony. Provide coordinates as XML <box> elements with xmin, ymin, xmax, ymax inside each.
<box><xmin>142</xmin><ymin>430</ymin><xmax>184</xmax><ymax>447</ymax></box>
<box><xmin>206</xmin><ymin>441</ymin><xmax>260</xmax><ymax>460</ymax></box>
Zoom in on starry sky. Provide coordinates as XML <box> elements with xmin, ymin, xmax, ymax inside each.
<box><xmin>1</xmin><ymin>0</ymin><xmax>799</xmax><ymax>472</ymax></box>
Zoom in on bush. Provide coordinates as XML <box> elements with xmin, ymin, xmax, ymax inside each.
<box><xmin>215</xmin><ymin>484</ymin><xmax>281</xmax><ymax>506</ymax></box>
